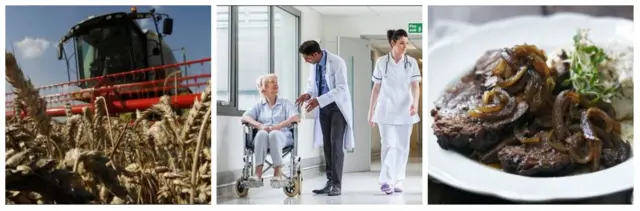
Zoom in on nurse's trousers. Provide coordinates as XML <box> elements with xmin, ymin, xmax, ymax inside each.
<box><xmin>253</xmin><ymin>130</ymin><xmax>294</xmax><ymax>168</ymax></box>
<box><xmin>378</xmin><ymin>124</ymin><xmax>413</xmax><ymax>188</ymax></box>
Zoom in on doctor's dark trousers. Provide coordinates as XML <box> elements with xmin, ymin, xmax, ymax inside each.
<box><xmin>319</xmin><ymin>102</ymin><xmax>347</xmax><ymax>188</ymax></box>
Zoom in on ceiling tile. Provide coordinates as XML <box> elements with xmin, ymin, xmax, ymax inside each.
<box><xmin>368</xmin><ymin>6</ymin><xmax>422</xmax><ymax>15</ymax></box>
<box><xmin>309</xmin><ymin>6</ymin><xmax>421</xmax><ymax>16</ymax></box>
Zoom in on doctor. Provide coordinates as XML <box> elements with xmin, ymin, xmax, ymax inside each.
<box><xmin>368</xmin><ymin>29</ymin><xmax>421</xmax><ymax>195</ymax></box>
<box><xmin>295</xmin><ymin>40</ymin><xmax>354</xmax><ymax>197</ymax></box>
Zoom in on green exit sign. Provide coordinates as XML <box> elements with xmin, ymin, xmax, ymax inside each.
<box><xmin>408</xmin><ymin>23</ymin><xmax>422</xmax><ymax>33</ymax></box>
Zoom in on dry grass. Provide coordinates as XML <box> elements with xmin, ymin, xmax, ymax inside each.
<box><xmin>5</xmin><ymin>52</ymin><xmax>212</xmax><ymax>204</ymax></box>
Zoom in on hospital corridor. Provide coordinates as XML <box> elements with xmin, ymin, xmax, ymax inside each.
<box><xmin>216</xmin><ymin>5</ymin><xmax>423</xmax><ymax>205</ymax></box>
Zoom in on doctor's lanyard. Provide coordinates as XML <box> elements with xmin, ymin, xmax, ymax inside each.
<box><xmin>384</xmin><ymin>53</ymin><xmax>411</xmax><ymax>76</ymax></box>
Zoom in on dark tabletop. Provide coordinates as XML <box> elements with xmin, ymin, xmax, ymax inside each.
<box><xmin>542</xmin><ymin>6</ymin><xmax>633</xmax><ymax>20</ymax></box>
<box><xmin>427</xmin><ymin>176</ymin><xmax>633</xmax><ymax>204</ymax></box>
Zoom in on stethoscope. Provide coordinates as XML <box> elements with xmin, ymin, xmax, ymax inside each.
<box><xmin>384</xmin><ymin>53</ymin><xmax>411</xmax><ymax>76</ymax></box>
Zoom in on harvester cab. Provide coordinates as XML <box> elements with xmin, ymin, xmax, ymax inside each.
<box><xmin>57</xmin><ymin>7</ymin><xmax>185</xmax><ymax>102</ymax></box>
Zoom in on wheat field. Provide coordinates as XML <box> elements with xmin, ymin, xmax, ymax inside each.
<box><xmin>5</xmin><ymin>52</ymin><xmax>212</xmax><ymax>204</ymax></box>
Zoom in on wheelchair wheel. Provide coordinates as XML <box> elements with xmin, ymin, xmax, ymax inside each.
<box><xmin>235</xmin><ymin>178</ymin><xmax>249</xmax><ymax>197</ymax></box>
<box><xmin>283</xmin><ymin>176</ymin><xmax>301</xmax><ymax>197</ymax></box>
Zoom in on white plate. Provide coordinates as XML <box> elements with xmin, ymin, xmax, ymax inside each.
<box><xmin>427</xmin><ymin>13</ymin><xmax>634</xmax><ymax>202</ymax></box>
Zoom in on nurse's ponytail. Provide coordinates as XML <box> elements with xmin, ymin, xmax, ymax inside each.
<box><xmin>387</xmin><ymin>30</ymin><xmax>395</xmax><ymax>47</ymax></box>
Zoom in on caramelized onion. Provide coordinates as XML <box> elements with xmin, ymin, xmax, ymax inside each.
<box><xmin>591</xmin><ymin>139</ymin><xmax>603</xmax><ymax>172</ymax></box>
<box><xmin>532</xmin><ymin>54</ymin><xmax>552</xmax><ymax>78</ymax></box>
<box><xmin>547</xmin><ymin>129</ymin><xmax>568</xmax><ymax>152</ymax></box>
<box><xmin>512</xmin><ymin>44</ymin><xmax>546</xmax><ymax>58</ymax></box>
<box><xmin>552</xmin><ymin>90</ymin><xmax>579</xmax><ymax>141</ymax></box>
<box><xmin>530</xmin><ymin>76</ymin><xmax>547</xmax><ymax>112</ymax></box>
<box><xmin>476</xmin><ymin>104</ymin><xmax>504</xmax><ymax>113</ymax></box>
<box><xmin>546</xmin><ymin>76</ymin><xmax>556</xmax><ymax>91</ymax></box>
<box><xmin>586</xmin><ymin>107</ymin><xmax>621</xmax><ymax>135</ymax></box>
<box><xmin>480</xmin><ymin>89</ymin><xmax>508</xmax><ymax>110</ymax></box>
<box><xmin>591</xmin><ymin>125</ymin><xmax>615</xmax><ymax>149</ymax></box>
<box><xmin>504</xmin><ymin>72</ymin><xmax>529</xmax><ymax>94</ymax></box>
<box><xmin>590</xmin><ymin>101</ymin><xmax>617</xmax><ymax>119</ymax></box>
<box><xmin>580</xmin><ymin>111</ymin><xmax>604</xmax><ymax>171</ymax></box>
<box><xmin>483</xmin><ymin>101</ymin><xmax>529</xmax><ymax>128</ymax></box>
<box><xmin>510</xmin><ymin>44</ymin><xmax>551</xmax><ymax>77</ymax></box>
<box><xmin>522</xmin><ymin>70</ymin><xmax>538</xmax><ymax>104</ymax></box>
<box><xmin>469</xmin><ymin>88</ymin><xmax>515</xmax><ymax>120</ymax></box>
<box><xmin>482</xmin><ymin>90</ymin><xmax>496</xmax><ymax>104</ymax></box>
<box><xmin>523</xmin><ymin>69</ymin><xmax>546</xmax><ymax>112</ymax></box>
<box><xmin>499</xmin><ymin>48</ymin><xmax>519</xmax><ymax>71</ymax></box>
<box><xmin>497</xmin><ymin>66</ymin><xmax>528</xmax><ymax>88</ymax></box>
<box><xmin>492</xmin><ymin>59</ymin><xmax>508</xmax><ymax>76</ymax></box>
<box><xmin>521</xmin><ymin>137</ymin><xmax>540</xmax><ymax>144</ymax></box>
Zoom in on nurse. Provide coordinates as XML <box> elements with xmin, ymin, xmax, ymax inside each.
<box><xmin>368</xmin><ymin>29</ymin><xmax>421</xmax><ymax>195</ymax></box>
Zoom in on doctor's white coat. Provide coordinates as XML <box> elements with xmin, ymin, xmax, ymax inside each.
<box><xmin>304</xmin><ymin>50</ymin><xmax>355</xmax><ymax>152</ymax></box>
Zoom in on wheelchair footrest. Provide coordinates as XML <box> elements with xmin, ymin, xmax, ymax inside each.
<box><xmin>241</xmin><ymin>178</ymin><xmax>264</xmax><ymax>188</ymax></box>
<box><xmin>270</xmin><ymin>178</ymin><xmax>289</xmax><ymax>189</ymax></box>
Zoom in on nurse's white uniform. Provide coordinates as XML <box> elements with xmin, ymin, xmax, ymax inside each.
<box><xmin>371</xmin><ymin>53</ymin><xmax>421</xmax><ymax>188</ymax></box>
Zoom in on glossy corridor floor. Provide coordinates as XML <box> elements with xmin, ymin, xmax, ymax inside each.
<box><xmin>217</xmin><ymin>157</ymin><xmax>423</xmax><ymax>204</ymax></box>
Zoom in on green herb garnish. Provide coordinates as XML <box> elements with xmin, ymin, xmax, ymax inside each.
<box><xmin>563</xmin><ymin>29</ymin><xmax>620</xmax><ymax>103</ymax></box>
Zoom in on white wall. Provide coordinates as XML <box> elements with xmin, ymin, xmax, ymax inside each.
<box><xmin>216</xmin><ymin>6</ymin><xmax>325</xmax><ymax>185</ymax></box>
<box><xmin>322</xmin><ymin>14</ymin><xmax>422</xmax><ymax>52</ymax></box>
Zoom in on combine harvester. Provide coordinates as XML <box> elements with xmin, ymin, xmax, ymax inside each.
<box><xmin>6</xmin><ymin>6</ymin><xmax>211</xmax><ymax>118</ymax></box>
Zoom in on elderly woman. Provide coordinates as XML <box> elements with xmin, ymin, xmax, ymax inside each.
<box><xmin>241</xmin><ymin>74</ymin><xmax>300</xmax><ymax>188</ymax></box>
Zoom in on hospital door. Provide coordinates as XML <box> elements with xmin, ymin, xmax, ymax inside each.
<box><xmin>337</xmin><ymin>36</ymin><xmax>372</xmax><ymax>173</ymax></box>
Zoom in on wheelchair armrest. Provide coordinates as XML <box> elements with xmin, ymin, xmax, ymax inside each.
<box><xmin>241</xmin><ymin>121</ymin><xmax>255</xmax><ymax>129</ymax></box>
<box><xmin>290</xmin><ymin>121</ymin><xmax>299</xmax><ymax>136</ymax></box>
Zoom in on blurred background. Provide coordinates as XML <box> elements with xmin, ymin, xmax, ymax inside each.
<box><xmin>427</xmin><ymin>5</ymin><xmax>634</xmax><ymax>205</ymax></box>
<box><xmin>428</xmin><ymin>6</ymin><xmax>633</xmax><ymax>45</ymax></box>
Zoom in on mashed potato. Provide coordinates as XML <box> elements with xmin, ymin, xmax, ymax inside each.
<box><xmin>601</xmin><ymin>38</ymin><xmax>634</xmax><ymax>121</ymax></box>
<box><xmin>599</xmin><ymin>38</ymin><xmax>633</xmax><ymax>146</ymax></box>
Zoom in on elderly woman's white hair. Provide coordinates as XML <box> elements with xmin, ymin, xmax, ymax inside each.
<box><xmin>256</xmin><ymin>74</ymin><xmax>277</xmax><ymax>96</ymax></box>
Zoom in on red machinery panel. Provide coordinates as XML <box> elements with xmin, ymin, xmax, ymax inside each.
<box><xmin>6</xmin><ymin>58</ymin><xmax>211</xmax><ymax>117</ymax></box>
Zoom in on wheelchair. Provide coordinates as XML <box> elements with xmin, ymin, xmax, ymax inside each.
<box><xmin>235</xmin><ymin>121</ymin><xmax>303</xmax><ymax>198</ymax></box>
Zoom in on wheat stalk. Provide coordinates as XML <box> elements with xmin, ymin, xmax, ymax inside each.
<box><xmin>189</xmin><ymin>106</ymin><xmax>211</xmax><ymax>204</ymax></box>
<box><xmin>180</xmin><ymin>81</ymin><xmax>211</xmax><ymax>144</ymax></box>
<box><xmin>5</xmin><ymin>52</ymin><xmax>53</xmax><ymax>154</ymax></box>
<box><xmin>5</xmin><ymin>53</ymin><xmax>212</xmax><ymax>204</ymax></box>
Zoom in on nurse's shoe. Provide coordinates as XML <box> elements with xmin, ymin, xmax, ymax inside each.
<box><xmin>381</xmin><ymin>184</ymin><xmax>393</xmax><ymax>195</ymax></box>
<box><xmin>247</xmin><ymin>176</ymin><xmax>264</xmax><ymax>188</ymax></box>
<box><xmin>270</xmin><ymin>175</ymin><xmax>288</xmax><ymax>188</ymax></box>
